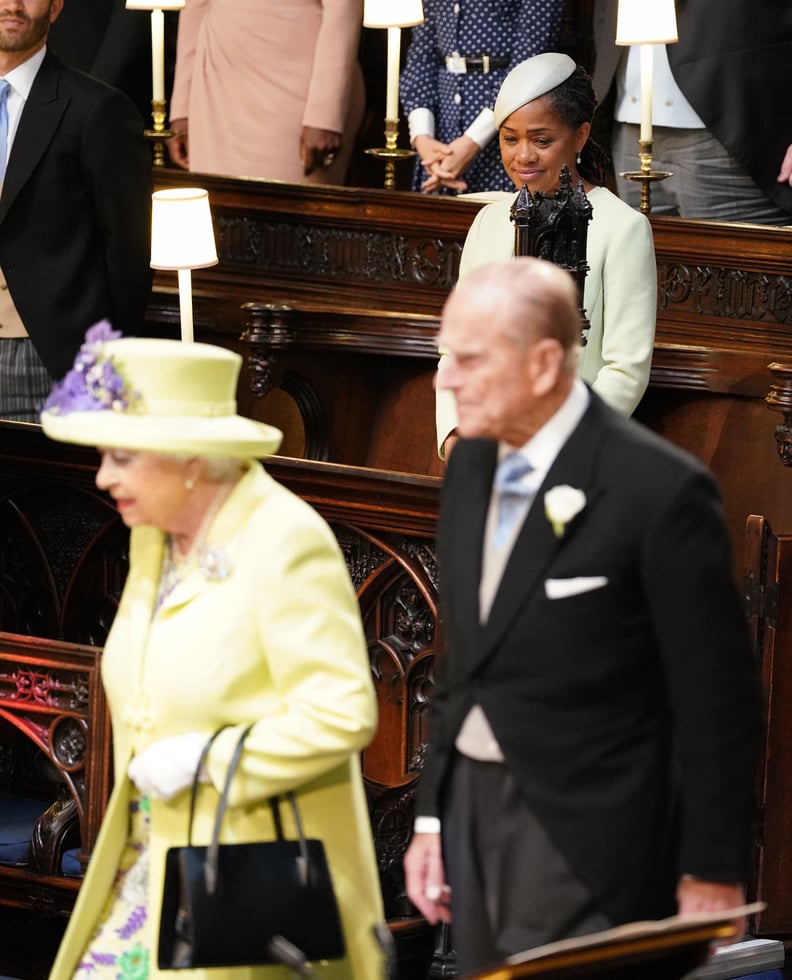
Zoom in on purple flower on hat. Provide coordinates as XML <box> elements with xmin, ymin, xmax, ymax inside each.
<box><xmin>43</xmin><ymin>321</ymin><xmax>138</xmax><ymax>415</ymax></box>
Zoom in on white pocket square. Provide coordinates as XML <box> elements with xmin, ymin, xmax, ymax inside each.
<box><xmin>545</xmin><ymin>576</ymin><xmax>609</xmax><ymax>599</ymax></box>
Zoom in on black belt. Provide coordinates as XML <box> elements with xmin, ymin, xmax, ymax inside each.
<box><xmin>444</xmin><ymin>54</ymin><xmax>509</xmax><ymax>75</ymax></box>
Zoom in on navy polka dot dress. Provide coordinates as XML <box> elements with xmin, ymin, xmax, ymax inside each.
<box><xmin>400</xmin><ymin>0</ymin><xmax>565</xmax><ymax>194</ymax></box>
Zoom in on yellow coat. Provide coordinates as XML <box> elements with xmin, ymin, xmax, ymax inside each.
<box><xmin>50</xmin><ymin>463</ymin><xmax>385</xmax><ymax>980</ymax></box>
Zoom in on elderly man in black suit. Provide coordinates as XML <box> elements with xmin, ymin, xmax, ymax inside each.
<box><xmin>0</xmin><ymin>0</ymin><xmax>152</xmax><ymax>421</ymax></box>
<box><xmin>404</xmin><ymin>257</ymin><xmax>761</xmax><ymax>976</ymax></box>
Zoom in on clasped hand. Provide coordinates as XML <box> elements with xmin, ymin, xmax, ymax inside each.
<box><xmin>414</xmin><ymin>134</ymin><xmax>479</xmax><ymax>193</ymax></box>
<box><xmin>127</xmin><ymin>732</ymin><xmax>211</xmax><ymax>801</ymax></box>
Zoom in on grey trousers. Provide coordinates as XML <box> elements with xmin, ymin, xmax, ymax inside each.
<box><xmin>612</xmin><ymin>122</ymin><xmax>792</xmax><ymax>225</ymax></box>
<box><xmin>0</xmin><ymin>338</ymin><xmax>53</xmax><ymax>423</ymax></box>
<box><xmin>441</xmin><ymin>753</ymin><xmax>611</xmax><ymax>976</ymax></box>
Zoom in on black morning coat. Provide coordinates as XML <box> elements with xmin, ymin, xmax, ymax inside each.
<box><xmin>0</xmin><ymin>50</ymin><xmax>153</xmax><ymax>380</ymax></box>
<box><xmin>421</xmin><ymin>390</ymin><xmax>762</xmax><ymax>927</ymax></box>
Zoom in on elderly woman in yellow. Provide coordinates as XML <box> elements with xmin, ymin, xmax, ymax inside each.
<box><xmin>42</xmin><ymin>323</ymin><xmax>385</xmax><ymax>979</ymax></box>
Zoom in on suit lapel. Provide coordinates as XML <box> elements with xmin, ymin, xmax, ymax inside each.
<box><xmin>479</xmin><ymin>396</ymin><xmax>608</xmax><ymax>659</ymax></box>
<box><xmin>0</xmin><ymin>52</ymin><xmax>68</xmax><ymax>222</ymax></box>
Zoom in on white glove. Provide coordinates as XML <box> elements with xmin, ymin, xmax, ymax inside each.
<box><xmin>127</xmin><ymin>732</ymin><xmax>211</xmax><ymax>802</ymax></box>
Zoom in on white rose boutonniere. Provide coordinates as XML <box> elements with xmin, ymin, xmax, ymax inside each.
<box><xmin>544</xmin><ymin>485</ymin><xmax>586</xmax><ymax>538</ymax></box>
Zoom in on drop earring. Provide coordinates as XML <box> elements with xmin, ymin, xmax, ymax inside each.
<box><xmin>576</xmin><ymin>152</ymin><xmax>582</xmax><ymax>165</ymax></box>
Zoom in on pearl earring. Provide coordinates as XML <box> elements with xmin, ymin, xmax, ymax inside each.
<box><xmin>185</xmin><ymin>478</ymin><xmax>195</xmax><ymax>491</ymax></box>
<box><xmin>576</xmin><ymin>152</ymin><xmax>582</xmax><ymax>165</ymax></box>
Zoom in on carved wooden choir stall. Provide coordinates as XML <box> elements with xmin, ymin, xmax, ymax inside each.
<box><xmin>1</xmin><ymin>173</ymin><xmax>792</xmax><ymax>977</ymax></box>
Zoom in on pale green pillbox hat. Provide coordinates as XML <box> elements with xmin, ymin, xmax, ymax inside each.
<box><xmin>494</xmin><ymin>52</ymin><xmax>577</xmax><ymax>129</ymax></box>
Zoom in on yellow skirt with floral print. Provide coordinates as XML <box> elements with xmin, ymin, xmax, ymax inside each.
<box><xmin>73</xmin><ymin>796</ymin><xmax>151</xmax><ymax>980</ymax></box>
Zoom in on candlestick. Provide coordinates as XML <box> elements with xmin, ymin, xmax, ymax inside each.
<box><xmin>639</xmin><ymin>44</ymin><xmax>653</xmax><ymax>144</ymax></box>
<box><xmin>386</xmin><ymin>26</ymin><xmax>401</xmax><ymax>122</ymax></box>
<box><xmin>125</xmin><ymin>0</ymin><xmax>185</xmax><ymax>165</ymax></box>
<box><xmin>614</xmin><ymin>0</ymin><xmax>678</xmax><ymax>213</ymax></box>
<box><xmin>151</xmin><ymin>8</ymin><xmax>165</xmax><ymax>103</ymax></box>
<box><xmin>362</xmin><ymin>0</ymin><xmax>424</xmax><ymax>189</ymax></box>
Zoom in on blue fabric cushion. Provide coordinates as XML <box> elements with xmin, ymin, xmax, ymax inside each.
<box><xmin>61</xmin><ymin>847</ymin><xmax>82</xmax><ymax>877</ymax></box>
<box><xmin>0</xmin><ymin>791</ymin><xmax>49</xmax><ymax>866</ymax></box>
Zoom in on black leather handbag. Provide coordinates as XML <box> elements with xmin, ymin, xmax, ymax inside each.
<box><xmin>158</xmin><ymin>724</ymin><xmax>346</xmax><ymax>971</ymax></box>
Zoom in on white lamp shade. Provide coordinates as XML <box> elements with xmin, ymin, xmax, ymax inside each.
<box><xmin>615</xmin><ymin>0</ymin><xmax>678</xmax><ymax>45</ymax></box>
<box><xmin>125</xmin><ymin>0</ymin><xmax>185</xmax><ymax>9</ymax></box>
<box><xmin>363</xmin><ymin>0</ymin><xmax>423</xmax><ymax>28</ymax></box>
<box><xmin>150</xmin><ymin>188</ymin><xmax>218</xmax><ymax>271</ymax></box>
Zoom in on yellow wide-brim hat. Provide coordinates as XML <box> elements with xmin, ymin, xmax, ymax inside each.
<box><xmin>494</xmin><ymin>52</ymin><xmax>577</xmax><ymax>129</ymax></box>
<box><xmin>40</xmin><ymin>324</ymin><xmax>283</xmax><ymax>459</ymax></box>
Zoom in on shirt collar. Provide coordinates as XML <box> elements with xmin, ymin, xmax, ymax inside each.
<box><xmin>3</xmin><ymin>44</ymin><xmax>47</xmax><ymax>100</ymax></box>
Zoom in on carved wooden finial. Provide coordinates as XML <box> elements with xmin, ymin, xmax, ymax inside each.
<box><xmin>766</xmin><ymin>362</ymin><xmax>792</xmax><ymax>466</ymax></box>
<box><xmin>509</xmin><ymin>165</ymin><xmax>593</xmax><ymax>344</ymax></box>
<box><xmin>240</xmin><ymin>302</ymin><xmax>295</xmax><ymax>398</ymax></box>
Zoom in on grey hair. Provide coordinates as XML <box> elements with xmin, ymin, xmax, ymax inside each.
<box><xmin>163</xmin><ymin>454</ymin><xmax>245</xmax><ymax>483</ymax></box>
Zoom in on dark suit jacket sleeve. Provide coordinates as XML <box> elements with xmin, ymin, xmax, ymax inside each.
<box><xmin>83</xmin><ymin>85</ymin><xmax>153</xmax><ymax>339</ymax></box>
<box><xmin>641</xmin><ymin>466</ymin><xmax>761</xmax><ymax>882</ymax></box>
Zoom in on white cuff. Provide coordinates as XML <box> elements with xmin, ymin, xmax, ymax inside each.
<box><xmin>408</xmin><ymin>108</ymin><xmax>436</xmax><ymax>145</ymax></box>
<box><xmin>464</xmin><ymin>107</ymin><xmax>496</xmax><ymax>149</ymax></box>
<box><xmin>414</xmin><ymin>815</ymin><xmax>442</xmax><ymax>834</ymax></box>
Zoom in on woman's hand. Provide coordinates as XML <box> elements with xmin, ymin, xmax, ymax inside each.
<box><xmin>167</xmin><ymin>117</ymin><xmax>190</xmax><ymax>170</ymax></box>
<box><xmin>301</xmin><ymin>127</ymin><xmax>342</xmax><ymax>176</ymax></box>
<box><xmin>417</xmin><ymin>134</ymin><xmax>479</xmax><ymax>193</ymax></box>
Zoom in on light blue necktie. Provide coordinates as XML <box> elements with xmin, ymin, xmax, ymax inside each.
<box><xmin>0</xmin><ymin>79</ymin><xmax>9</xmax><ymax>185</ymax></box>
<box><xmin>493</xmin><ymin>452</ymin><xmax>535</xmax><ymax>548</ymax></box>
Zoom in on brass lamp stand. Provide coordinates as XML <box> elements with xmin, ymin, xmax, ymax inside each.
<box><xmin>146</xmin><ymin>99</ymin><xmax>176</xmax><ymax>169</ymax></box>
<box><xmin>363</xmin><ymin>1</ymin><xmax>424</xmax><ymax>190</ymax></box>
<box><xmin>620</xmin><ymin>139</ymin><xmax>672</xmax><ymax>215</ymax></box>
<box><xmin>365</xmin><ymin>119</ymin><xmax>416</xmax><ymax>191</ymax></box>
<box><xmin>125</xmin><ymin>0</ymin><xmax>185</xmax><ymax>167</ymax></box>
<box><xmin>615</xmin><ymin>0</ymin><xmax>678</xmax><ymax>214</ymax></box>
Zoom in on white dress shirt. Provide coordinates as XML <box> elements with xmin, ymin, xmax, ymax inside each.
<box><xmin>2</xmin><ymin>44</ymin><xmax>47</xmax><ymax>167</ymax></box>
<box><xmin>417</xmin><ymin>380</ymin><xmax>590</xmax><ymax>832</ymax></box>
<box><xmin>615</xmin><ymin>45</ymin><xmax>704</xmax><ymax>129</ymax></box>
<box><xmin>455</xmin><ymin>379</ymin><xmax>591</xmax><ymax>760</ymax></box>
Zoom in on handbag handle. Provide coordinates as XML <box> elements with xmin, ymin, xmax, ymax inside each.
<box><xmin>197</xmin><ymin>724</ymin><xmax>313</xmax><ymax>895</ymax></box>
<box><xmin>186</xmin><ymin>726</ymin><xmax>228</xmax><ymax>848</ymax></box>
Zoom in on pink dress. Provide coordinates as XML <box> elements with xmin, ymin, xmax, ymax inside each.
<box><xmin>170</xmin><ymin>0</ymin><xmax>365</xmax><ymax>183</ymax></box>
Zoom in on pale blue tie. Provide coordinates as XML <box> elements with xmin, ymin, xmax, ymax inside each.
<box><xmin>493</xmin><ymin>452</ymin><xmax>535</xmax><ymax>548</ymax></box>
<box><xmin>0</xmin><ymin>79</ymin><xmax>9</xmax><ymax>184</ymax></box>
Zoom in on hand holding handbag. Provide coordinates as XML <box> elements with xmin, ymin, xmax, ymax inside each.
<box><xmin>158</xmin><ymin>724</ymin><xmax>346</xmax><ymax>972</ymax></box>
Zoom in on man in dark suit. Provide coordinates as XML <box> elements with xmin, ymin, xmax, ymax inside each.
<box><xmin>404</xmin><ymin>258</ymin><xmax>762</xmax><ymax>975</ymax></box>
<box><xmin>0</xmin><ymin>0</ymin><xmax>153</xmax><ymax>421</ymax></box>
<box><xmin>591</xmin><ymin>0</ymin><xmax>792</xmax><ymax>223</ymax></box>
